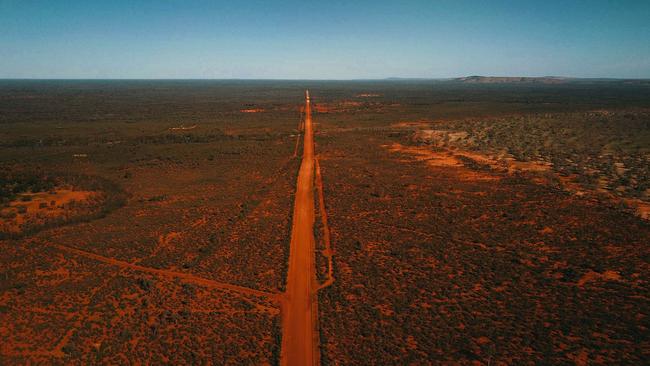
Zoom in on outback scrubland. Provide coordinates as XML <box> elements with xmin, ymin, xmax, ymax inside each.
<box><xmin>311</xmin><ymin>81</ymin><xmax>650</xmax><ymax>365</ymax></box>
<box><xmin>1</xmin><ymin>81</ymin><xmax>304</xmax><ymax>364</ymax></box>
<box><xmin>1</xmin><ymin>79</ymin><xmax>650</xmax><ymax>364</ymax></box>
<box><xmin>417</xmin><ymin>111</ymin><xmax>650</xmax><ymax>206</ymax></box>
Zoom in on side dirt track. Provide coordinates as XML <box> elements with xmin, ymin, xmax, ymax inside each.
<box><xmin>49</xmin><ymin>242</ymin><xmax>278</xmax><ymax>300</ymax></box>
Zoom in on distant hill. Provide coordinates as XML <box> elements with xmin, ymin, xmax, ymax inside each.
<box><xmin>384</xmin><ymin>77</ymin><xmax>444</xmax><ymax>81</ymax></box>
<box><xmin>455</xmin><ymin>76</ymin><xmax>570</xmax><ymax>84</ymax></box>
<box><xmin>453</xmin><ymin>76</ymin><xmax>650</xmax><ymax>84</ymax></box>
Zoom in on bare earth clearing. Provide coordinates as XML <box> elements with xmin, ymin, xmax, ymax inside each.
<box><xmin>1</xmin><ymin>189</ymin><xmax>96</xmax><ymax>233</ymax></box>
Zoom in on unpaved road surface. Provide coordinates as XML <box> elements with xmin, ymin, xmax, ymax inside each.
<box><xmin>281</xmin><ymin>91</ymin><xmax>319</xmax><ymax>366</ymax></box>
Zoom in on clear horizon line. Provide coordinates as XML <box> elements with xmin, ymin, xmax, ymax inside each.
<box><xmin>0</xmin><ymin>76</ymin><xmax>649</xmax><ymax>81</ymax></box>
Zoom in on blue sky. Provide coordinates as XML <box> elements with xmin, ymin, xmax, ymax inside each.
<box><xmin>1</xmin><ymin>0</ymin><xmax>649</xmax><ymax>79</ymax></box>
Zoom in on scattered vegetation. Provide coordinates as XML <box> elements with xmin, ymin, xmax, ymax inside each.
<box><xmin>1</xmin><ymin>80</ymin><xmax>302</xmax><ymax>364</ymax></box>
<box><xmin>418</xmin><ymin>111</ymin><xmax>650</xmax><ymax>201</ymax></box>
<box><xmin>317</xmin><ymin>129</ymin><xmax>649</xmax><ymax>364</ymax></box>
<box><xmin>2</xmin><ymin>80</ymin><xmax>649</xmax><ymax>364</ymax></box>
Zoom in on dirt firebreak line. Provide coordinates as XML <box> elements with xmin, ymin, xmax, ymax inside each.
<box><xmin>48</xmin><ymin>243</ymin><xmax>279</xmax><ymax>301</ymax></box>
<box><xmin>315</xmin><ymin>157</ymin><xmax>334</xmax><ymax>291</ymax></box>
<box><xmin>293</xmin><ymin>106</ymin><xmax>304</xmax><ymax>158</ymax></box>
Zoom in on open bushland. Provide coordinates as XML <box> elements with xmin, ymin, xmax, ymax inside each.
<box><xmin>1</xmin><ymin>81</ymin><xmax>304</xmax><ymax>364</ymax></box>
<box><xmin>2</xmin><ymin>79</ymin><xmax>650</xmax><ymax>364</ymax></box>
<box><xmin>312</xmin><ymin>81</ymin><xmax>650</xmax><ymax>365</ymax></box>
<box><xmin>409</xmin><ymin>111</ymin><xmax>650</xmax><ymax>214</ymax></box>
<box><xmin>318</xmin><ymin>130</ymin><xmax>649</xmax><ymax>364</ymax></box>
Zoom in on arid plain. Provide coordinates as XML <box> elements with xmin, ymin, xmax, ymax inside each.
<box><xmin>1</xmin><ymin>79</ymin><xmax>649</xmax><ymax>364</ymax></box>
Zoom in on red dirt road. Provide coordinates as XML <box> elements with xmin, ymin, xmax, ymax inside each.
<box><xmin>281</xmin><ymin>91</ymin><xmax>319</xmax><ymax>366</ymax></box>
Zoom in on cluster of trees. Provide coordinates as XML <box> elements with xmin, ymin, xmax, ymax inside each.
<box><xmin>0</xmin><ymin>169</ymin><xmax>127</xmax><ymax>239</ymax></box>
<box><xmin>0</xmin><ymin>169</ymin><xmax>56</xmax><ymax>203</ymax></box>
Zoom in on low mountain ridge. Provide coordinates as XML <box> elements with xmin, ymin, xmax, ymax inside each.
<box><xmin>456</xmin><ymin>76</ymin><xmax>570</xmax><ymax>84</ymax></box>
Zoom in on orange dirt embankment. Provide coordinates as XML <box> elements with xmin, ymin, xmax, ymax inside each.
<box><xmin>280</xmin><ymin>90</ymin><xmax>319</xmax><ymax>366</ymax></box>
